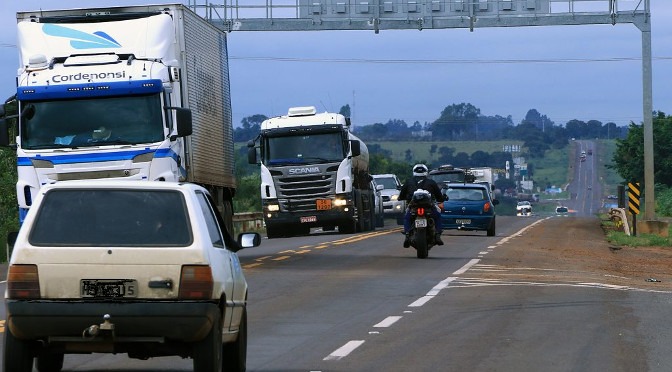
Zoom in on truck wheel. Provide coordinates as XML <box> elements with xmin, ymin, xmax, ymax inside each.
<box><xmin>193</xmin><ymin>312</ymin><xmax>223</xmax><ymax>372</ymax></box>
<box><xmin>339</xmin><ymin>220</ymin><xmax>356</xmax><ymax>234</ymax></box>
<box><xmin>4</xmin><ymin>327</ymin><xmax>34</xmax><ymax>372</ymax></box>
<box><xmin>222</xmin><ymin>307</ymin><xmax>247</xmax><ymax>372</ymax></box>
<box><xmin>36</xmin><ymin>353</ymin><xmax>64</xmax><ymax>372</ymax></box>
<box><xmin>487</xmin><ymin>218</ymin><xmax>496</xmax><ymax>236</ymax></box>
<box><xmin>266</xmin><ymin>226</ymin><xmax>282</xmax><ymax>239</ymax></box>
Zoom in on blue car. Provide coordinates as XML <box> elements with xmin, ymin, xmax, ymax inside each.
<box><xmin>440</xmin><ymin>183</ymin><xmax>499</xmax><ymax>236</ymax></box>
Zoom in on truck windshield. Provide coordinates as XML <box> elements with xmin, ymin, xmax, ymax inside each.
<box><xmin>264</xmin><ymin>132</ymin><xmax>344</xmax><ymax>165</ymax></box>
<box><xmin>20</xmin><ymin>94</ymin><xmax>165</xmax><ymax>149</ymax></box>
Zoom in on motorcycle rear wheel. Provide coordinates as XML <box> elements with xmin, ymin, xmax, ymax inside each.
<box><xmin>415</xmin><ymin>228</ymin><xmax>429</xmax><ymax>259</ymax></box>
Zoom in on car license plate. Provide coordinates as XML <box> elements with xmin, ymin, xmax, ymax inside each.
<box><xmin>456</xmin><ymin>219</ymin><xmax>471</xmax><ymax>225</ymax></box>
<box><xmin>81</xmin><ymin>279</ymin><xmax>137</xmax><ymax>298</ymax></box>
<box><xmin>316</xmin><ymin>199</ymin><xmax>332</xmax><ymax>210</ymax></box>
<box><xmin>300</xmin><ymin>216</ymin><xmax>317</xmax><ymax>223</ymax></box>
<box><xmin>415</xmin><ymin>218</ymin><xmax>427</xmax><ymax>228</ymax></box>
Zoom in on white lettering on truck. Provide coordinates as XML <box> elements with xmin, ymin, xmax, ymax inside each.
<box><xmin>52</xmin><ymin>71</ymin><xmax>126</xmax><ymax>83</ymax></box>
<box><xmin>288</xmin><ymin>167</ymin><xmax>320</xmax><ymax>175</ymax></box>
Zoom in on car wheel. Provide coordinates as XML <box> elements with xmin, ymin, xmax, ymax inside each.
<box><xmin>36</xmin><ymin>352</ymin><xmax>64</xmax><ymax>372</ymax></box>
<box><xmin>487</xmin><ymin>218</ymin><xmax>496</xmax><ymax>236</ymax></box>
<box><xmin>266</xmin><ymin>225</ymin><xmax>282</xmax><ymax>239</ymax></box>
<box><xmin>4</xmin><ymin>327</ymin><xmax>34</xmax><ymax>372</ymax></box>
<box><xmin>222</xmin><ymin>307</ymin><xmax>247</xmax><ymax>372</ymax></box>
<box><xmin>193</xmin><ymin>312</ymin><xmax>223</xmax><ymax>372</ymax></box>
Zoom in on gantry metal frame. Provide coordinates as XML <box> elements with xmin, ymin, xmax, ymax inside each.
<box><xmin>188</xmin><ymin>0</ymin><xmax>654</xmax><ymax>219</ymax></box>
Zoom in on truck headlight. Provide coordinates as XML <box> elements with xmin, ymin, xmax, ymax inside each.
<box><xmin>391</xmin><ymin>194</ymin><xmax>399</xmax><ymax>201</ymax></box>
<box><xmin>267</xmin><ymin>204</ymin><xmax>279</xmax><ymax>212</ymax></box>
<box><xmin>333</xmin><ymin>198</ymin><xmax>347</xmax><ymax>207</ymax></box>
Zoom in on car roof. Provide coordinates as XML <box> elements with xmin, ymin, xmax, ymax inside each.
<box><xmin>39</xmin><ymin>180</ymin><xmax>203</xmax><ymax>193</ymax></box>
<box><xmin>443</xmin><ymin>182</ymin><xmax>488</xmax><ymax>189</ymax></box>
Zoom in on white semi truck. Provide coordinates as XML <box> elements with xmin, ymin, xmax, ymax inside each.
<box><xmin>0</xmin><ymin>4</ymin><xmax>237</xmax><ymax>229</ymax></box>
<box><xmin>247</xmin><ymin>106</ymin><xmax>376</xmax><ymax>238</ymax></box>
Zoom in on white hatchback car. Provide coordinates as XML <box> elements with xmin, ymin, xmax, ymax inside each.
<box><xmin>4</xmin><ymin>180</ymin><xmax>260</xmax><ymax>372</ymax></box>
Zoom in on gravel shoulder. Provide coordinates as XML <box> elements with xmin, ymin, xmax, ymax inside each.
<box><xmin>473</xmin><ymin>216</ymin><xmax>672</xmax><ymax>291</ymax></box>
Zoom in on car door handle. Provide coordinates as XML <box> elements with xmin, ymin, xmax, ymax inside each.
<box><xmin>148</xmin><ymin>279</ymin><xmax>173</xmax><ymax>289</ymax></box>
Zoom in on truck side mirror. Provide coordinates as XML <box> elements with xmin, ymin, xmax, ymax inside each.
<box><xmin>175</xmin><ymin>108</ymin><xmax>192</xmax><ymax>137</ymax></box>
<box><xmin>349</xmin><ymin>140</ymin><xmax>360</xmax><ymax>157</ymax></box>
<box><xmin>6</xmin><ymin>231</ymin><xmax>18</xmax><ymax>259</ymax></box>
<box><xmin>0</xmin><ymin>119</ymin><xmax>9</xmax><ymax>147</ymax></box>
<box><xmin>247</xmin><ymin>146</ymin><xmax>257</xmax><ymax>164</ymax></box>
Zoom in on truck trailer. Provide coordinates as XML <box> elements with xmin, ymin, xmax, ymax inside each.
<box><xmin>247</xmin><ymin>106</ymin><xmax>376</xmax><ymax>238</ymax></box>
<box><xmin>0</xmin><ymin>4</ymin><xmax>236</xmax><ymax>229</ymax></box>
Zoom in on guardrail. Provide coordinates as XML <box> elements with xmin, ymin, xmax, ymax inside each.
<box><xmin>233</xmin><ymin>212</ymin><xmax>264</xmax><ymax>235</ymax></box>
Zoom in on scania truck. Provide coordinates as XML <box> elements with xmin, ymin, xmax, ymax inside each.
<box><xmin>247</xmin><ymin>106</ymin><xmax>376</xmax><ymax>238</ymax></box>
<box><xmin>0</xmin><ymin>4</ymin><xmax>237</xmax><ymax>229</ymax></box>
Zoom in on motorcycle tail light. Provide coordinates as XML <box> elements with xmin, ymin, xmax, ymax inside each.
<box><xmin>484</xmin><ymin>202</ymin><xmax>491</xmax><ymax>212</ymax></box>
<box><xmin>417</xmin><ymin>207</ymin><xmax>425</xmax><ymax>216</ymax></box>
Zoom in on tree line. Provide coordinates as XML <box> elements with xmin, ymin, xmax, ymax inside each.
<box><xmin>234</xmin><ymin>102</ymin><xmax>629</xmax><ymax>159</ymax></box>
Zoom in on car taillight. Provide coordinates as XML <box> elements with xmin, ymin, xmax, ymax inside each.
<box><xmin>417</xmin><ymin>207</ymin><xmax>425</xmax><ymax>216</ymax></box>
<box><xmin>483</xmin><ymin>202</ymin><xmax>491</xmax><ymax>212</ymax></box>
<box><xmin>179</xmin><ymin>265</ymin><xmax>213</xmax><ymax>300</ymax></box>
<box><xmin>7</xmin><ymin>264</ymin><xmax>40</xmax><ymax>299</ymax></box>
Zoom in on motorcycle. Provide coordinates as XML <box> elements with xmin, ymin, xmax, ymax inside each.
<box><xmin>407</xmin><ymin>189</ymin><xmax>438</xmax><ymax>259</ymax></box>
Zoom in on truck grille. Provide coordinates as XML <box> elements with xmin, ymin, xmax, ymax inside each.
<box><xmin>275</xmin><ymin>173</ymin><xmax>336</xmax><ymax>213</ymax></box>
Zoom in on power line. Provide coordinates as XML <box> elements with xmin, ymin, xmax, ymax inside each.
<box><xmin>230</xmin><ymin>55</ymin><xmax>672</xmax><ymax>64</ymax></box>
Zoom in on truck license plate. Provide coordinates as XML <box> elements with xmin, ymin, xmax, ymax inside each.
<box><xmin>415</xmin><ymin>218</ymin><xmax>427</xmax><ymax>228</ymax></box>
<box><xmin>456</xmin><ymin>219</ymin><xmax>471</xmax><ymax>225</ymax></box>
<box><xmin>316</xmin><ymin>199</ymin><xmax>332</xmax><ymax>210</ymax></box>
<box><xmin>81</xmin><ymin>279</ymin><xmax>137</xmax><ymax>298</ymax></box>
<box><xmin>300</xmin><ymin>216</ymin><xmax>317</xmax><ymax>223</ymax></box>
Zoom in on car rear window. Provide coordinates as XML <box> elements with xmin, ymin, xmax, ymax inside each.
<box><xmin>445</xmin><ymin>187</ymin><xmax>487</xmax><ymax>201</ymax></box>
<box><xmin>29</xmin><ymin>189</ymin><xmax>193</xmax><ymax>247</ymax></box>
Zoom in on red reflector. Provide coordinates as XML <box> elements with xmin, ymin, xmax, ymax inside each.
<box><xmin>417</xmin><ymin>207</ymin><xmax>425</xmax><ymax>216</ymax></box>
<box><xmin>7</xmin><ymin>264</ymin><xmax>40</xmax><ymax>299</ymax></box>
<box><xmin>179</xmin><ymin>265</ymin><xmax>213</xmax><ymax>300</ymax></box>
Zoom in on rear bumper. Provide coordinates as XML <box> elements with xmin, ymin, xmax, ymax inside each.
<box><xmin>6</xmin><ymin>299</ymin><xmax>219</xmax><ymax>342</ymax></box>
<box><xmin>441</xmin><ymin>215</ymin><xmax>494</xmax><ymax>231</ymax></box>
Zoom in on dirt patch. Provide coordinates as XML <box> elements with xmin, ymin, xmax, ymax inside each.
<box><xmin>474</xmin><ymin>217</ymin><xmax>672</xmax><ymax>291</ymax></box>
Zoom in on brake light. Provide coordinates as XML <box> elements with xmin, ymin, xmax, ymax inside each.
<box><xmin>7</xmin><ymin>264</ymin><xmax>40</xmax><ymax>299</ymax></box>
<box><xmin>179</xmin><ymin>265</ymin><xmax>213</xmax><ymax>300</ymax></box>
<box><xmin>417</xmin><ymin>207</ymin><xmax>425</xmax><ymax>216</ymax></box>
<box><xmin>483</xmin><ymin>202</ymin><xmax>491</xmax><ymax>212</ymax></box>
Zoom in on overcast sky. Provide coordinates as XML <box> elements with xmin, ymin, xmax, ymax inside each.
<box><xmin>0</xmin><ymin>1</ymin><xmax>669</xmax><ymax>128</ymax></box>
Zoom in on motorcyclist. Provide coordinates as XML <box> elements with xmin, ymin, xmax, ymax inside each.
<box><xmin>398</xmin><ymin>164</ymin><xmax>444</xmax><ymax>247</ymax></box>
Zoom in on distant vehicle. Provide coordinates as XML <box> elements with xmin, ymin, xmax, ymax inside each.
<box><xmin>4</xmin><ymin>180</ymin><xmax>261</xmax><ymax>371</ymax></box>
<box><xmin>440</xmin><ymin>183</ymin><xmax>499</xmax><ymax>236</ymax></box>
<box><xmin>607</xmin><ymin>194</ymin><xmax>618</xmax><ymax>200</ymax></box>
<box><xmin>588</xmin><ymin>185</ymin><xmax>592</xmax><ymax>190</ymax></box>
<box><xmin>371</xmin><ymin>179</ymin><xmax>385</xmax><ymax>227</ymax></box>
<box><xmin>556</xmin><ymin>206</ymin><xmax>569</xmax><ymax>215</ymax></box>
<box><xmin>372</xmin><ymin>174</ymin><xmax>406</xmax><ymax>218</ymax></box>
<box><xmin>587</xmin><ymin>149</ymin><xmax>593</xmax><ymax>155</ymax></box>
<box><xmin>428</xmin><ymin>164</ymin><xmax>468</xmax><ymax>185</ymax></box>
<box><xmin>516</xmin><ymin>201</ymin><xmax>533</xmax><ymax>216</ymax></box>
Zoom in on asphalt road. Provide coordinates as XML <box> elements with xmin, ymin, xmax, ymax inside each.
<box><xmin>4</xmin><ymin>142</ymin><xmax>671</xmax><ymax>371</ymax></box>
<box><xmin>2</xmin><ymin>215</ymin><xmax>672</xmax><ymax>371</ymax></box>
